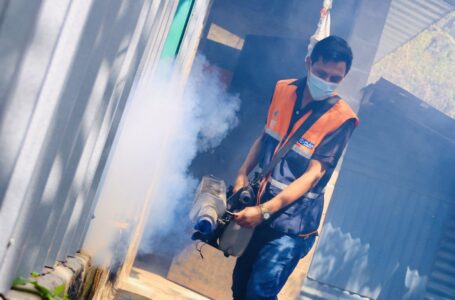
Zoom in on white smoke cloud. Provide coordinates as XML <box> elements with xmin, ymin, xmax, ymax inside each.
<box><xmin>138</xmin><ymin>55</ymin><xmax>240</xmax><ymax>254</ymax></box>
<box><xmin>83</xmin><ymin>55</ymin><xmax>240</xmax><ymax>266</ymax></box>
<box><xmin>189</xmin><ymin>61</ymin><xmax>240</xmax><ymax>151</ymax></box>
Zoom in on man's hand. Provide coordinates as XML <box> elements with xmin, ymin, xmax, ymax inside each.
<box><xmin>233</xmin><ymin>173</ymin><xmax>249</xmax><ymax>193</ymax></box>
<box><xmin>234</xmin><ymin>206</ymin><xmax>263</xmax><ymax>228</ymax></box>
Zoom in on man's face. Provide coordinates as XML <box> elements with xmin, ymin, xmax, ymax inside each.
<box><xmin>306</xmin><ymin>57</ymin><xmax>347</xmax><ymax>84</ymax></box>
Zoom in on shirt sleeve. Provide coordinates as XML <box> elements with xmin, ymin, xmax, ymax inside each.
<box><xmin>312</xmin><ymin>119</ymin><xmax>357</xmax><ymax>169</ymax></box>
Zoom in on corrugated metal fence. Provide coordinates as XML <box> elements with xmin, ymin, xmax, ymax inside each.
<box><xmin>301</xmin><ymin>79</ymin><xmax>455</xmax><ymax>299</ymax></box>
<box><xmin>374</xmin><ymin>0</ymin><xmax>454</xmax><ymax>62</ymax></box>
<box><xmin>0</xmin><ymin>0</ymin><xmax>183</xmax><ymax>293</ymax></box>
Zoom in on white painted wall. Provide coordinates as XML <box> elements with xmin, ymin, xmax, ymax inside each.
<box><xmin>0</xmin><ymin>0</ymin><xmax>182</xmax><ymax>292</ymax></box>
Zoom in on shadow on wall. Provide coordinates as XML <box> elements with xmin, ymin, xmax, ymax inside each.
<box><xmin>310</xmin><ymin>224</ymin><xmax>375</xmax><ymax>296</ymax></box>
<box><xmin>0</xmin><ymin>0</ymin><xmax>148</xmax><ymax>288</ymax></box>
<box><xmin>17</xmin><ymin>0</ymin><xmax>143</xmax><ymax>273</ymax></box>
<box><xmin>310</xmin><ymin>223</ymin><xmax>427</xmax><ymax>300</ymax></box>
<box><xmin>0</xmin><ymin>0</ymin><xmax>44</xmax><ymax>203</ymax></box>
<box><xmin>0</xmin><ymin>0</ymin><xmax>10</xmax><ymax>30</ymax></box>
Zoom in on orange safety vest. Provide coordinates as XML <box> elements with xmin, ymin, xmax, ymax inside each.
<box><xmin>259</xmin><ymin>78</ymin><xmax>359</xmax><ymax>236</ymax></box>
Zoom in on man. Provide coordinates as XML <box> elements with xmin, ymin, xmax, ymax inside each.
<box><xmin>231</xmin><ymin>36</ymin><xmax>359</xmax><ymax>300</ymax></box>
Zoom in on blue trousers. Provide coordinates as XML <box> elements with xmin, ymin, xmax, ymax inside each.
<box><xmin>231</xmin><ymin>224</ymin><xmax>315</xmax><ymax>300</ymax></box>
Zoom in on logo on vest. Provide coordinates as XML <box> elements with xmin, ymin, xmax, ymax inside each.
<box><xmin>298</xmin><ymin>138</ymin><xmax>315</xmax><ymax>149</ymax></box>
<box><xmin>270</xmin><ymin>111</ymin><xmax>279</xmax><ymax>128</ymax></box>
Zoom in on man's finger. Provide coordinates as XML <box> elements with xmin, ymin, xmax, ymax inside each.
<box><xmin>233</xmin><ymin>214</ymin><xmax>243</xmax><ymax>222</ymax></box>
<box><xmin>233</xmin><ymin>212</ymin><xmax>243</xmax><ymax>219</ymax></box>
<box><xmin>234</xmin><ymin>210</ymin><xmax>246</xmax><ymax>218</ymax></box>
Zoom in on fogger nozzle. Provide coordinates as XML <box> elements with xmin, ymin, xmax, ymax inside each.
<box><xmin>194</xmin><ymin>217</ymin><xmax>213</xmax><ymax>235</ymax></box>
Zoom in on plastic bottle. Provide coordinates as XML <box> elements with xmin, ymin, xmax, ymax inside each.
<box><xmin>189</xmin><ymin>176</ymin><xmax>227</xmax><ymax>235</ymax></box>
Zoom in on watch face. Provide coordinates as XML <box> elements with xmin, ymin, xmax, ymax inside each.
<box><xmin>264</xmin><ymin>212</ymin><xmax>271</xmax><ymax>220</ymax></box>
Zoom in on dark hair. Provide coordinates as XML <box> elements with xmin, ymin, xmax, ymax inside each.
<box><xmin>310</xmin><ymin>35</ymin><xmax>353</xmax><ymax>74</ymax></box>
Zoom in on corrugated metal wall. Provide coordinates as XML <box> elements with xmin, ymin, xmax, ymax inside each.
<box><xmin>0</xmin><ymin>0</ymin><xmax>182</xmax><ymax>293</ymax></box>
<box><xmin>301</xmin><ymin>79</ymin><xmax>455</xmax><ymax>299</ymax></box>
<box><xmin>374</xmin><ymin>0</ymin><xmax>454</xmax><ymax>62</ymax></box>
<box><xmin>425</xmin><ymin>206</ymin><xmax>455</xmax><ymax>299</ymax></box>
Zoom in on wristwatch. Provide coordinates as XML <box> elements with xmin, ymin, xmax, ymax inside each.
<box><xmin>259</xmin><ymin>204</ymin><xmax>271</xmax><ymax>220</ymax></box>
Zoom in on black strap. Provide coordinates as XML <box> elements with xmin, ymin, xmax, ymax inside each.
<box><xmin>259</xmin><ymin>95</ymin><xmax>340</xmax><ymax>179</ymax></box>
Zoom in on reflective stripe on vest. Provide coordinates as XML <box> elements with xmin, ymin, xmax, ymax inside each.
<box><xmin>269</xmin><ymin>177</ymin><xmax>288</xmax><ymax>190</ymax></box>
<box><xmin>264</xmin><ymin>127</ymin><xmax>282</xmax><ymax>141</ymax></box>
<box><xmin>268</xmin><ymin>178</ymin><xmax>320</xmax><ymax>200</ymax></box>
<box><xmin>291</xmin><ymin>145</ymin><xmax>311</xmax><ymax>159</ymax></box>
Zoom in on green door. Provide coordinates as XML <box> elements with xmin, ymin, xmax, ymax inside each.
<box><xmin>161</xmin><ymin>0</ymin><xmax>195</xmax><ymax>59</ymax></box>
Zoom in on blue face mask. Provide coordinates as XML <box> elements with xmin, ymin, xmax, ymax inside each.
<box><xmin>307</xmin><ymin>70</ymin><xmax>339</xmax><ymax>101</ymax></box>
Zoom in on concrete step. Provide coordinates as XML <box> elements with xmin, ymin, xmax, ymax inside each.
<box><xmin>116</xmin><ymin>268</ymin><xmax>210</xmax><ymax>300</ymax></box>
